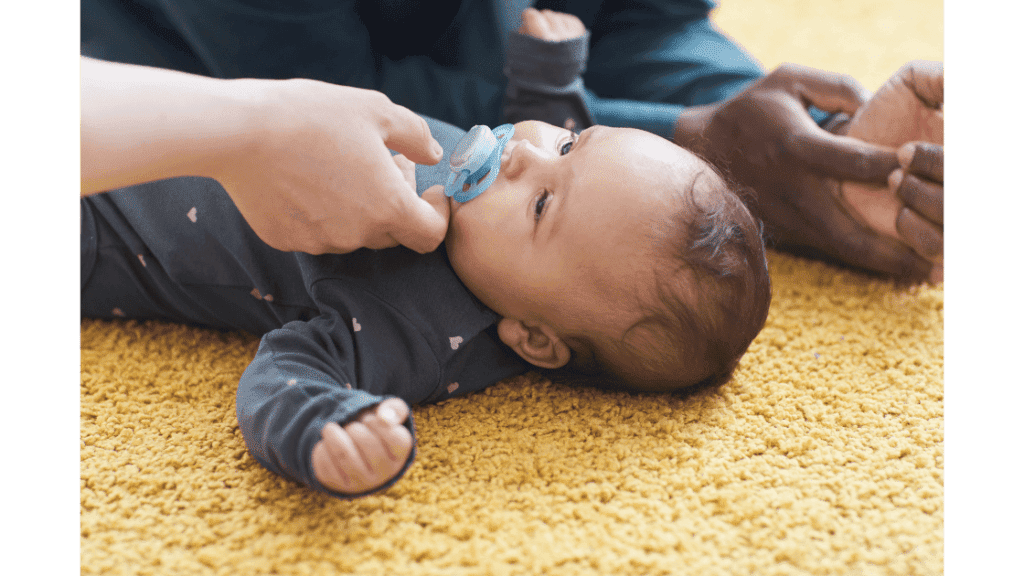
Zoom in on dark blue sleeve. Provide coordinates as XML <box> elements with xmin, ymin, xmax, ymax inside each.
<box><xmin>101</xmin><ymin>0</ymin><xmax>508</xmax><ymax>130</ymax></box>
<box><xmin>576</xmin><ymin>0</ymin><xmax>764</xmax><ymax>139</ymax></box>
<box><xmin>235</xmin><ymin>313</ymin><xmax>417</xmax><ymax>500</ymax></box>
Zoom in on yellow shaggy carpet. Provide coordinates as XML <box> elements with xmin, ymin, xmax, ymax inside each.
<box><xmin>80</xmin><ymin>1</ymin><xmax>943</xmax><ymax>575</ymax></box>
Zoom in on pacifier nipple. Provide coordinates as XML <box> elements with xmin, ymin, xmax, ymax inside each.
<box><xmin>445</xmin><ymin>124</ymin><xmax>515</xmax><ymax>203</ymax></box>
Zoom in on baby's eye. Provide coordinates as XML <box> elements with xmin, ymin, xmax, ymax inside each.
<box><xmin>559</xmin><ymin>131</ymin><xmax>579</xmax><ymax>156</ymax></box>
<box><xmin>534</xmin><ymin>190</ymin><xmax>550</xmax><ymax>221</ymax></box>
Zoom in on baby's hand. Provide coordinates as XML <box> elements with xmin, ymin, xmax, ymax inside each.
<box><xmin>311</xmin><ymin>397</ymin><xmax>413</xmax><ymax>495</ymax></box>
<box><xmin>839</xmin><ymin>60</ymin><xmax>943</xmax><ymax>279</ymax></box>
<box><xmin>518</xmin><ymin>7</ymin><xmax>586</xmax><ymax>42</ymax></box>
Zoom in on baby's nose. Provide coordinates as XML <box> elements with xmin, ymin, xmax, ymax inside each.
<box><xmin>503</xmin><ymin>140</ymin><xmax>545</xmax><ymax>180</ymax></box>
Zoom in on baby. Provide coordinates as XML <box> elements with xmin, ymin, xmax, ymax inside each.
<box><xmin>80</xmin><ymin>9</ymin><xmax>771</xmax><ymax>498</ymax></box>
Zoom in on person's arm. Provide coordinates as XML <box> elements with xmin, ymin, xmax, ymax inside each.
<box><xmin>570</xmin><ymin>0</ymin><xmax>766</xmax><ymax>139</ymax></box>
<box><xmin>80</xmin><ymin>56</ymin><xmax>257</xmax><ymax>195</ymax></box>
<box><xmin>673</xmin><ymin>63</ymin><xmax>937</xmax><ymax>280</ymax></box>
<box><xmin>502</xmin><ymin>8</ymin><xmax>595</xmax><ymax>130</ymax></box>
<box><xmin>236</xmin><ymin>314</ymin><xmax>416</xmax><ymax>498</ymax></box>
<box><xmin>80</xmin><ymin>56</ymin><xmax>448</xmax><ymax>255</ymax></box>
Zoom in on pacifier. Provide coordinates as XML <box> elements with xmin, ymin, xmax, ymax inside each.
<box><xmin>444</xmin><ymin>124</ymin><xmax>515</xmax><ymax>203</ymax></box>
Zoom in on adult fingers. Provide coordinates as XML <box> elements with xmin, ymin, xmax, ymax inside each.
<box><xmin>900</xmin><ymin>60</ymin><xmax>943</xmax><ymax>109</ymax></box>
<box><xmin>392</xmin><ymin>153</ymin><xmax>417</xmax><ymax>191</ymax></box>
<box><xmin>810</xmin><ymin>186</ymin><xmax>932</xmax><ymax>280</ymax></box>
<box><xmin>773</xmin><ymin>63</ymin><xmax>872</xmax><ymax>115</ymax></box>
<box><xmin>890</xmin><ymin>169</ymin><xmax>943</xmax><ymax>226</ymax></box>
<box><xmin>378</xmin><ymin>99</ymin><xmax>444</xmax><ymax>166</ymax></box>
<box><xmin>384</xmin><ymin>184</ymin><xmax>450</xmax><ymax>253</ymax></box>
<box><xmin>898</xmin><ymin>142</ymin><xmax>943</xmax><ymax>181</ymax></box>
<box><xmin>896</xmin><ymin>206</ymin><xmax>943</xmax><ymax>263</ymax></box>
<box><xmin>786</xmin><ymin>129</ymin><xmax>899</xmax><ymax>184</ymax></box>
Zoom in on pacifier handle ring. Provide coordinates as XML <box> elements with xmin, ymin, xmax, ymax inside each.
<box><xmin>444</xmin><ymin>123</ymin><xmax>516</xmax><ymax>202</ymax></box>
<box><xmin>445</xmin><ymin>170</ymin><xmax>471</xmax><ymax>198</ymax></box>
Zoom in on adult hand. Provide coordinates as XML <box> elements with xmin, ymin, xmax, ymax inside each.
<box><xmin>311</xmin><ymin>398</ymin><xmax>413</xmax><ymax>495</ymax></box>
<box><xmin>839</xmin><ymin>61</ymin><xmax>943</xmax><ymax>275</ymax></box>
<box><xmin>217</xmin><ymin>79</ymin><xmax>448</xmax><ymax>254</ymax></box>
<box><xmin>81</xmin><ymin>58</ymin><xmax>448</xmax><ymax>255</ymax></box>
<box><xmin>675</xmin><ymin>63</ymin><xmax>932</xmax><ymax>281</ymax></box>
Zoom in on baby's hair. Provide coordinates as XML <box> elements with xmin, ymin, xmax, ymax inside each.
<box><xmin>550</xmin><ymin>159</ymin><xmax>772</xmax><ymax>392</ymax></box>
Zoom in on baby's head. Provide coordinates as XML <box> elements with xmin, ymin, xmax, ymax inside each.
<box><xmin>445</xmin><ymin>121</ymin><xmax>771</xmax><ymax>391</ymax></box>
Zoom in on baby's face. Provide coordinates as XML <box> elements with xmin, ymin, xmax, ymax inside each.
<box><xmin>445</xmin><ymin>121</ymin><xmax>706</xmax><ymax>347</ymax></box>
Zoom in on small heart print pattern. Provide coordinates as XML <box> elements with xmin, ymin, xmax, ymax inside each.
<box><xmin>187</xmin><ymin>207</ymin><xmax>198</xmax><ymax>223</ymax></box>
<box><xmin>447</xmin><ymin>382</ymin><xmax>459</xmax><ymax>394</ymax></box>
<box><xmin>449</xmin><ymin>336</ymin><xmax>464</xmax><ymax>350</ymax></box>
<box><xmin>352</xmin><ymin>318</ymin><xmax>362</xmax><ymax>332</ymax></box>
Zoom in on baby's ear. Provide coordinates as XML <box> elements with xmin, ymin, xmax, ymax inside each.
<box><xmin>497</xmin><ymin>318</ymin><xmax>571</xmax><ymax>370</ymax></box>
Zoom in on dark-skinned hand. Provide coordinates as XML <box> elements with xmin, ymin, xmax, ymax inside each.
<box><xmin>675</xmin><ymin>63</ymin><xmax>932</xmax><ymax>281</ymax></box>
<box><xmin>839</xmin><ymin>60</ymin><xmax>943</xmax><ymax>281</ymax></box>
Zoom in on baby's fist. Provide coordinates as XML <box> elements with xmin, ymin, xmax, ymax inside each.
<box><xmin>311</xmin><ymin>398</ymin><xmax>413</xmax><ymax>495</ymax></box>
<box><xmin>518</xmin><ymin>8</ymin><xmax>586</xmax><ymax>42</ymax></box>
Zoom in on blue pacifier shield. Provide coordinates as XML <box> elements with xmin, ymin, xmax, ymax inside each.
<box><xmin>445</xmin><ymin>124</ymin><xmax>515</xmax><ymax>203</ymax></box>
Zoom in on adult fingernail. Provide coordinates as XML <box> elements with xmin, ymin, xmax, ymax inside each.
<box><xmin>897</xmin><ymin>143</ymin><xmax>915</xmax><ymax>168</ymax></box>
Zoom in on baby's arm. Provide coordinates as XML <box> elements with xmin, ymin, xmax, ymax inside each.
<box><xmin>236</xmin><ymin>314</ymin><xmax>416</xmax><ymax>498</ymax></box>
<box><xmin>503</xmin><ymin>8</ymin><xmax>594</xmax><ymax>129</ymax></box>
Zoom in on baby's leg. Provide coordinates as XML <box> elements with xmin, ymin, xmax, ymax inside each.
<box><xmin>81</xmin><ymin>195</ymin><xmax>174</xmax><ymax>321</ymax></box>
<box><xmin>80</xmin><ymin>191</ymin><xmax>204</xmax><ymax>319</ymax></box>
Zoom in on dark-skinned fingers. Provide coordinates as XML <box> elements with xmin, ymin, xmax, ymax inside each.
<box><xmin>812</xmin><ymin>190</ymin><xmax>932</xmax><ymax>280</ymax></box>
<box><xmin>900</xmin><ymin>60</ymin><xmax>943</xmax><ymax>109</ymax></box>
<box><xmin>890</xmin><ymin>169</ymin><xmax>943</xmax><ymax>225</ymax></box>
<box><xmin>896</xmin><ymin>207</ymin><xmax>943</xmax><ymax>262</ymax></box>
<box><xmin>771</xmin><ymin>63</ymin><xmax>872</xmax><ymax>114</ymax></box>
<box><xmin>785</xmin><ymin>131</ymin><xmax>899</xmax><ymax>184</ymax></box>
<box><xmin>321</xmin><ymin>421</ymin><xmax>374</xmax><ymax>491</ymax></box>
<box><xmin>897</xmin><ymin>142</ymin><xmax>943</xmax><ymax>181</ymax></box>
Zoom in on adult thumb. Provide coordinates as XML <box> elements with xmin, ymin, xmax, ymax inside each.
<box><xmin>388</xmin><ymin>185</ymin><xmax>450</xmax><ymax>254</ymax></box>
<box><xmin>380</xmin><ymin>103</ymin><xmax>444</xmax><ymax>166</ymax></box>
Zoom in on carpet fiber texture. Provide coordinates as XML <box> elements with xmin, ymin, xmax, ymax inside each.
<box><xmin>80</xmin><ymin>1</ymin><xmax>943</xmax><ymax>574</ymax></box>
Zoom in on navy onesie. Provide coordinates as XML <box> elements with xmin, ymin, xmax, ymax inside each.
<box><xmin>81</xmin><ymin>32</ymin><xmax>591</xmax><ymax>499</ymax></box>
